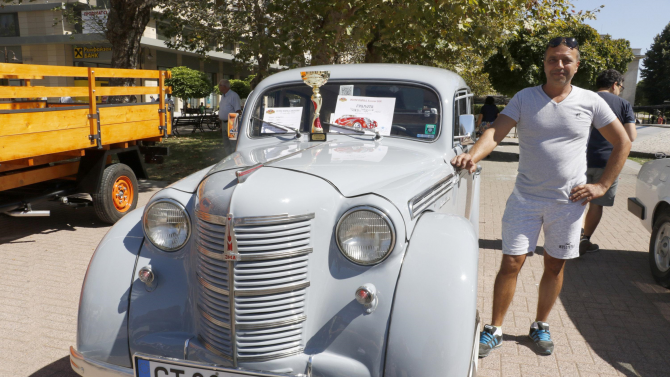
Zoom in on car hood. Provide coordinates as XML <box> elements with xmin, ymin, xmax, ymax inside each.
<box><xmin>205</xmin><ymin>139</ymin><xmax>457</xmax><ymax>234</ymax></box>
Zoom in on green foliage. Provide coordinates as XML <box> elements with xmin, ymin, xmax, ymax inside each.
<box><xmin>483</xmin><ymin>21</ymin><xmax>634</xmax><ymax>97</ymax></box>
<box><xmin>640</xmin><ymin>22</ymin><xmax>670</xmax><ymax>105</ymax></box>
<box><xmin>166</xmin><ymin>66</ymin><xmax>213</xmax><ymax>100</ymax></box>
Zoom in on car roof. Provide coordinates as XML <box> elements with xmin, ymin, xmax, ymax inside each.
<box><xmin>255</xmin><ymin>64</ymin><xmax>468</xmax><ymax>96</ymax></box>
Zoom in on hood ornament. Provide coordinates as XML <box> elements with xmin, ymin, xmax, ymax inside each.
<box><xmin>224</xmin><ymin>214</ymin><xmax>240</xmax><ymax>261</ymax></box>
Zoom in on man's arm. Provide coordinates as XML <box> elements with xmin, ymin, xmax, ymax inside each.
<box><xmin>450</xmin><ymin>114</ymin><xmax>517</xmax><ymax>173</ymax></box>
<box><xmin>623</xmin><ymin>122</ymin><xmax>637</xmax><ymax>142</ymax></box>
<box><xmin>570</xmin><ymin>119</ymin><xmax>631</xmax><ymax>205</ymax></box>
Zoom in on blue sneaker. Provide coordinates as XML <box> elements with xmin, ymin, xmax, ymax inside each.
<box><xmin>478</xmin><ymin>324</ymin><xmax>502</xmax><ymax>358</ymax></box>
<box><xmin>529</xmin><ymin>322</ymin><xmax>554</xmax><ymax>355</ymax></box>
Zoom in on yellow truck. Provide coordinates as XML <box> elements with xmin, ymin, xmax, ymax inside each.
<box><xmin>0</xmin><ymin>63</ymin><xmax>171</xmax><ymax>223</ymax></box>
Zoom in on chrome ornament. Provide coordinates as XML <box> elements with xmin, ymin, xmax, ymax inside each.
<box><xmin>224</xmin><ymin>214</ymin><xmax>240</xmax><ymax>261</ymax></box>
<box><xmin>301</xmin><ymin>71</ymin><xmax>330</xmax><ymax>139</ymax></box>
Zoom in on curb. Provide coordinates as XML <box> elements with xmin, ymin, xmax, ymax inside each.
<box><xmin>629</xmin><ymin>151</ymin><xmax>666</xmax><ymax>159</ymax></box>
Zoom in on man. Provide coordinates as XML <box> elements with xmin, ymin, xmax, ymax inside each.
<box><xmin>581</xmin><ymin>69</ymin><xmax>637</xmax><ymax>254</ymax></box>
<box><xmin>218</xmin><ymin>79</ymin><xmax>242</xmax><ymax>154</ymax></box>
<box><xmin>452</xmin><ymin>37</ymin><xmax>631</xmax><ymax>358</ymax></box>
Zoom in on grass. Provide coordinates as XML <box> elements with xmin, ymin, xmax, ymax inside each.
<box><xmin>145</xmin><ymin>131</ymin><xmax>228</xmax><ymax>182</ymax></box>
<box><xmin>628</xmin><ymin>156</ymin><xmax>653</xmax><ymax>165</ymax></box>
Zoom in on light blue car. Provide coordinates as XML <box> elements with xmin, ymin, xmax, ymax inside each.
<box><xmin>70</xmin><ymin>64</ymin><xmax>482</xmax><ymax>377</ymax></box>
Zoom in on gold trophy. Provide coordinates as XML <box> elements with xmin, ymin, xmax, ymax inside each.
<box><xmin>301</xmin><ymin>71</ymin><xmax>330</xmax><ymax>141</ymax></box>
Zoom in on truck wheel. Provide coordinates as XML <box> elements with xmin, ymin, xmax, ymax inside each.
<box><xmin>93</xmin><ymin>163</ymin><xmax>138</xmax><ymax>224</ymax></box>
<box><xmin>649</xmin><ymin>213</ymin><xmax>670</xmax><ymax>288</ymax></box>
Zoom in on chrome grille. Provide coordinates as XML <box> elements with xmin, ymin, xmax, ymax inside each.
<box><xmin>195</xmin><ymin>211</ymin><xmax>313</xmax><ymax>364</ymax></box>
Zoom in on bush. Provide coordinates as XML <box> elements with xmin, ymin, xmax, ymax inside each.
<box><xmin>166</xmin><ymin>66</ymin><xmax>213</xmax><ymax>101</ymax></box>
<box><xmin>214</xmin><ymin>75</ymin><xmax>255</xmax><ymax>99</ymax></box>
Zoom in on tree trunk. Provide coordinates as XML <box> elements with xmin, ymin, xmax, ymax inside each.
<box><xmin>105</xmin><ymin>0</ymin><xmax>157</xmax><ymax>103</ymax></box>
<box><xmin>364</xmin><ymin>27</ymin><xmax>383</xmax><ymax>63</ymax></box>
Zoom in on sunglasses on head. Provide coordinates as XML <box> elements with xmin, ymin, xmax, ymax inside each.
<box><xmin>547</xmin><ymin>37</ymin><xmax>579</xmax><ymax>49</ymax></box>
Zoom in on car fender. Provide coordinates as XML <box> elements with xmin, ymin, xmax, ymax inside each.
<box><xmin>384</xmin><ymin>212</ymin><xmax>478</xmax><ymax>377</ymax></box>
<box><xmin>77</xmin><ymin>208</ymin><xmax>144</xmax><ymax>368</ymax></box>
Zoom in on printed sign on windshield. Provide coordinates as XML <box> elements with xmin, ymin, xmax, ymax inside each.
<box><xmin>332</xmin><ymin>96</ymin><xmax>396</xmax><ymax>136</ymax></box>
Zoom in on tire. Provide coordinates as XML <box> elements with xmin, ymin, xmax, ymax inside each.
<box><xmin>93</xmin><ymin>163</ymin><xmax>139</xmax><ymax>224</ymax></box>
<box><xmin>649</xmin><ymin>212</ymin><xmax>670</xmax><ymax>287</ymax></box>
<box><xmin>353</xmin><ymin>122</ymin><xmax>362</xmax><ymax>130</ymax></box>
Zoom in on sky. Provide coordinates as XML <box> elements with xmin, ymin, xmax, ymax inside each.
<box><xmin>573</xmin><ymin>0</ymin><xmax>669</xmax><ymax>61</ymax></box>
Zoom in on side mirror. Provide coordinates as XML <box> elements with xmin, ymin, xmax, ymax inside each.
<box><xmin>456</xmin><ymin>114</ymin><xmax>475</xmax><ymax>143</ymax></box>
<box><xmin>227</xmin><ymin>113</ymin><xmax>240</xmax><ymax>140</ymax></box>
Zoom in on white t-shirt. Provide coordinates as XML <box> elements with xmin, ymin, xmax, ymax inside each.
<box><xmin>501</xmin><ymin>85</ymin><xmax>617</xmax><ymax>202</ymax></box>
<box><xmin>219</xmin><ymin>90</ymin><xmax>241</xmax><ymax>120</ymax></box>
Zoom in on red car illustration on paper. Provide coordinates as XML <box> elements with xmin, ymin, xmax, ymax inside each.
<box><xmin>334</xmin><ymin>115</ymin><xmax>378</xmax><ymax>130</ymax></box>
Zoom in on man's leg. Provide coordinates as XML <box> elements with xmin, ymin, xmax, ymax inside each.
<box><xmin>583</xmin><ymin>203</ymin><xmax>603</xmax><ymax>237</ymax></box>
<box><xmin>491</xmin><ymin>254</ymin><xmax>527</xmax><ymax>326</ymax></box>
<box><xmin>536</xmin><ymin>252</ymin><xmax>566</xmax><ymax>322</ymax></box>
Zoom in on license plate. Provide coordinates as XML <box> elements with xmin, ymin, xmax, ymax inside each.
<box><xmin>135</xmin><ymin>355</ymin><xmax>267</xmax><ymax>377</ymax></box>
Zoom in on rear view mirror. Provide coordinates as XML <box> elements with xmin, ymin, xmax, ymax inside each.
<box><xmin>228</xmin><ymin>113</ymin><xmax>240</xmax><ymax>140</ymax></box>
<box><xmin>456</xmin><ymin>114</ymin><xmax>475</xmax><ymax>143</ymax></box>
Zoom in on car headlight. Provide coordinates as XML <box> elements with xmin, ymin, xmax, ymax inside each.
<box><xmin>143</xmin><ymin>199</ymin><xmax>191</xmax><ymax>252</ymax></box>
<box><xmin>336</xmin><ymin>206</ymin><xmax>396</xmax><ymax>265</ymax></box>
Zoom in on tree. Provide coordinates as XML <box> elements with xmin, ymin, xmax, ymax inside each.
<box><xmin>640</xmin><ymin>22</ymin><xmax>670</xmax><ymax>105</ymax></box>
<box><xmin>483</xmin><ymin>20</ymin><xmax>634</xmax><ymax>97</ymax></box>
<box><xmin>166</xmin><ymin>66</ymin><xmax>213</xmax><ymax>102</ymax></box>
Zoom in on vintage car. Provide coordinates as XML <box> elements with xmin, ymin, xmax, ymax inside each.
<box><xmin>628</xmin><ymin>155</ymin><xmax>670</xmax><ymax>287</ymax></box>
<box><xmin>70</xmin><ymin>64</ymin><xmax>482</xmax><ymax>377</ymax></box>
<box><xmin>333</xmin><ymin>115</ymin><xmax>378</xmax><ymax>130</ymax></box>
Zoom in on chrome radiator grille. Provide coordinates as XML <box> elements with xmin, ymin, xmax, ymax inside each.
<box><xmin>195</xmin><ymin>210</ymin><xmax>313</xmax><ymax>364</ymax></box>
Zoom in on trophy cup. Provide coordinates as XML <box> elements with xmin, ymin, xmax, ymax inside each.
<box><xmin>301</xmin><ymin>71</ymin><xmax>330</xmax><ymax>142</ymax></box>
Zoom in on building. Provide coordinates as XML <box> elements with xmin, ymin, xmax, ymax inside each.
<box><xmin>0</xmin><ymin>0</ymin><xmax>240</xmax><ymax>112</ymax></box>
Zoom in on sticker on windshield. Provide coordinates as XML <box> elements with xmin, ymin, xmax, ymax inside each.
<box><xmin>332</xmin><ymin>95</ymin><xmax>396</xmax><ymax>136</ymax></box>
<box><xmin>339</xmin><ymin>85</ymin><xmax>354</xmax><ymax>96</ymax></box>
<box><xmin>425</xmin><ymin>124</ymin><xmax>436</xmax><ymax>135</ymax></box>
<box><xmin>417</xmin><ymin>134</ymin><xmax>436</xmax><ymax>139</ymax></box>
<box><xmin>262</xmin><ymin>107</ymin><xmax>302</xmax><ymax>133</ymax></box>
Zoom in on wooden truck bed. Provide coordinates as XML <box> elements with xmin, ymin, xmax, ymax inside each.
<box><xmin>0</xmin><ymin>62</ymin><xmax>172</xmax><ymax>223</ymax></box>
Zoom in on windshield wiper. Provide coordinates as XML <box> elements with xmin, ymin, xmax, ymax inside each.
<box><xmin>323</xmin><ymin>121</ymin><xmax>382</xmax><ymax>141</ymax></box>
<box><xmin>251</xmin><ymin>116</ymin><xmax>302</xmax><ymax>139</ymax></box>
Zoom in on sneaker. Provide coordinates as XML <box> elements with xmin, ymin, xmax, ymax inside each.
<box><xmin>528</xmin><ymin>322</ymin><xmax>554</xmax><ymax>355</ymax></box>
<box><xmin>579</xmin><ymin>238</ymin><xmax>600</xmax><ymax>255</ymax></box>
<box><xmin>478</xmin><ymin>324</ymin><xmax>502</xmax><ymax>358</ymax></box>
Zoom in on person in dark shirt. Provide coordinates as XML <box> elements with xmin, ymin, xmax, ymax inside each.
<box><xmin>580</xmin><ymin>69</ymin><xmax>637</xmax><ymax>254</ymax></box>
<box><xmin>476</xmin><ymin>96</ymin><xmax>499</xmax><ymax>136</ymax></box>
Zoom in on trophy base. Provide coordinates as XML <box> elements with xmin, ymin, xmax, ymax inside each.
<box><xmin>309</xmin><ymin>133</ymin><xmax>327</xmax><ymax>142</ymax></box>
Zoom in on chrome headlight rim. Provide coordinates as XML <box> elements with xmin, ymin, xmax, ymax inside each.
<box><xmin>335</xmin><ymin>205</ymin><xmax>396</xmax><ymax>266</ymax></box>
<box><xmin>143</xmin><ymin>198</ymin><xmax>192</xmax><ymax>252</ymax></box>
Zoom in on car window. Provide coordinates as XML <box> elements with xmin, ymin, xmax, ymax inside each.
<box><xmin>452</xmin><ymin>89</ymin><xmax>472</xmax><ymax>146</ymax></box>
<box><xmin>249</xmin><ymin>82</ymin><xmax>441</xmax><ymax>141</ymax></box>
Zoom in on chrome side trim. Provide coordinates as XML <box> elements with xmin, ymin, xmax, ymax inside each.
<box><xmin>198</xmin><ymin>305</ymin><xmax>231</xmax><ymax>329</ymax></box>
<box><xmin>197</xmin><ymin>273</ymin><xmax>230</xmax><ymax>296</ymax></box>
<box><xmin>236</xmin><ymin>347</ymin><xmax>304</xmax><ymax>363</ymax></box>
<box><xmin>408</xmin><ymin>174</ymin><xmax>455</xmax><ymax>219</ymax></box>
<box><xmin>198</xmin><ymin>336</ymin><xmax>234</xmax><ymax>361</ymax></box>
<box><xmin>234</xmin><ymin>281</ymin><xmax>311</xmax><ymax>297</ymax></box>
<box><xmin>195</xmin><ymin>209</ymin><xmax>227</xmax><ymax>226</ymax></box>
<box><xmin>234</xmin><ymin>213</ymin><xmax>315</xmax><ymax>226</ymax></box>
<box><xmin>236</xmin><ymin>314</ymin><xmax>307</xmax><ymax>330</ymax></box>
<box><xmin>198</xmin><ymin>244</ymin><xmax>313</xmax><ymax>262</ymax></box>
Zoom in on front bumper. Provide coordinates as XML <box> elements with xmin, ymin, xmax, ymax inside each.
<box><xmin>628</xmin><ymin>197</ymin><xmax>646</xmax><ymax>220</ymax></box>
<box><xmin>70</xmin><ymin>347</ymin><xmax>132</xmax><ymax>377</ymax></box>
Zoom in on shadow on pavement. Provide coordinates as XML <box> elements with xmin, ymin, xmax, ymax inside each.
<box><xmin>561</xmin><ymin>248</ymin><xmax>670</xmax><ymax>377</ymax></box>
<box><xmin>485</xmin><ymin>150</ymin><xmax>519</xmax><ymax>162</ymax></box>
<box><xmin>28</xmin><ymin>356</ymin><xmax>78</xmax><ymax>377</ymax></box>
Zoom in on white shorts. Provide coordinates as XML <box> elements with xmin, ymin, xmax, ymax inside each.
<box><xmin>502</xmin><ymin>191</ymin><xmax>586</xmax><ymax>259</ymax></box>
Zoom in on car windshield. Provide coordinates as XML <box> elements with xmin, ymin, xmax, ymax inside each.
<box><xmin>249</xmin><ymin>82</ymin><xmax>441</xmax><ymax>141</ymax></box>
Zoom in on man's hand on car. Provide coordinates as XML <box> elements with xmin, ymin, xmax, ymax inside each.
<box><xmin>450</xmin><ymin>153</ymin><xmax>478</xmax><ymax>173</ymax></box>
<box><xmin>570</xmin><ymin>183</ymin><xmax>608</xmax><ymax>205</ymax></box>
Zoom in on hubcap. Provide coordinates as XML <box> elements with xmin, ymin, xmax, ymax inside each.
<box><xmin>112</xmin><ymin>176</ymin><xmax>134</xmax><ymax>213</ymax></box>
<box><xmin>654</xmin><ymin>223</ymin><xmax>670</xmax><ymax>272</ymax></box>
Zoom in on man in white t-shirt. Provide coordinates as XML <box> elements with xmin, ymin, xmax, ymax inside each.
<box><xmin>218</xmin><ymin>79</ymin><xmax>242</xmax><ymax>154</ymax></box>
<box><xmin>452</xmin><ymin>37</ymin><xmax>631</xmax><ymax>358</ymax></box>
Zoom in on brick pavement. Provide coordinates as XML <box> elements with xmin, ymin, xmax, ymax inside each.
<box><xmin>1</xmin><ymin>143</ymin><xmax>669</xmax><ymax>377</ymax></box>
<box><xmin>0</xmin><ymin>181</ymin><xmax>165</xmax><ymax>377</ymax></box>
<box><xmin>477</xmin><ymin>140</ymin><xmax>670</xmax><ymax>377</ymax></box>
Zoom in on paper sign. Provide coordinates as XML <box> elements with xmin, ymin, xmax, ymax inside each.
<box><xmin>262</xmin><ymin>107</ymin><xmax>303</xmax><ymax>133</ymax></box>
<box><xmin>333</xmin><ymin>96</ymin><xmax>396</xmax><ymax>136</ymax></box>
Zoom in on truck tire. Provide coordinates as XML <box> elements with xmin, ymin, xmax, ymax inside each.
<box><xmin>93</xmin><ymin>163</ymin><xmax>139</xmax><ymax>224</ymax></box>
<box><xmin>649</xmin><ymin>213</ymin><xmax>670</xmax><ymax>288</ymax></box>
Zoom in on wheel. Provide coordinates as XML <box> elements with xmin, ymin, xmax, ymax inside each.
<box><xmin>649</xmin><ymin>213</ymin><xmax>670</xmax><ymax>287</ymax></box>
<box><xmin>206</xmin><ymin>119</ymin><xmax>220</xmax><ymax>131</ymax></box>
<box><xmin>353</xmin><ymin>122</ymin><xmax>362</xmax><ymax>130</ymax></box>
<box><xmin>93</xmin><ymin>163</ymin><xmax>139</xmax><ymax>224</ymax></box>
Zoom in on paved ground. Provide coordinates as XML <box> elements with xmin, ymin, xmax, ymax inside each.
<box><xmin>476</xmin><ymin>140</ymin><xmax>670</xmax><ymax>377</ymax></box>
<box><xmin>631</xmin><ymin>125</ymin><xmax>670</xmax><ymax>155</ymax></box>
<box><xmin>1</xmin><ymin>141</ymin><xmax>669</xmax><ymax>377</ymax></box>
